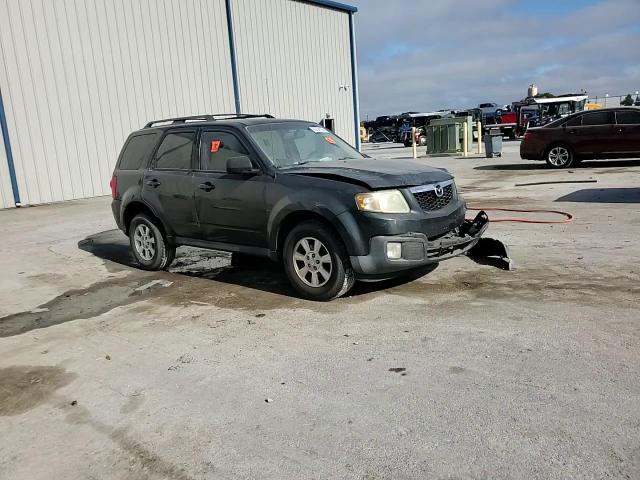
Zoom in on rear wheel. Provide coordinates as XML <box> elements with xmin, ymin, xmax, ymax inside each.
<box><xmin>545</xmin><ymin>144</ymin><xmax>574</xmax><ymax>168</ymax></box>
<box><xmin>283</xmin><ymin>221</ymin><xmax>355</xmax><ymax>301</ymax></box>
<box><xmin>129</xmin><ymin>214</ymin><xmax>175</xmax><ymax>270</ymax></box>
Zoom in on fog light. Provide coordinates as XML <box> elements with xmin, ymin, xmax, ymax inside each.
<box><xmin>386</xmin><ymin>242</ymin><xmax>402</xmax><ymax>259</ymax></box>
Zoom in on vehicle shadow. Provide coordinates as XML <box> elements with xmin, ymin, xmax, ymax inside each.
<box><xmin>78</xmin><ymin>230</ymin><xmax>439</xmax><ymax>299</ymax></box>
<box><xmin>555</xmin><ymin>188</ymin><xmax>640</xmax><ymax>203</ymax></box>
<box><xmin>475</xmin><ymin>158</ymin><xmax>640</xmax><ymax>171</ymax></box>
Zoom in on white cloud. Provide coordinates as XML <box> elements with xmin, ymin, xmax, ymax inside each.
<box><xmin>350</xmin><ymin>0</ymin><xmax>640</xmax><ymax>118</ymax></box>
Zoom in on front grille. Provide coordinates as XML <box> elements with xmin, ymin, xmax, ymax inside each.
<box><xmin>413</xmin><ymin>184</ymin><xmax>454</xmax><ymax>211</ymax></box>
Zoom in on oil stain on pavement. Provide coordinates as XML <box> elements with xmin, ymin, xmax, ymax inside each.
<box><xmin>0</xmin><ymin>276</ymin><xmax>169</xmax><ymax>338</ymax></box>
<box><xmin>0</xmin><ymin>366</ymin><xmax>76</xmax><ymax>416</ymax></box>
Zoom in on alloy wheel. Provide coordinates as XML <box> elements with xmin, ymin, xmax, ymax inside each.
<box><xmin>548</xmin><ymin>146</ymin><xmax>570</xmax><ymax>167</ymax></box>
<box><xmin>293</xmin><ymin>237</ymin><xmax>333</xmax><ymax>287</ymax></box>
<box><xmin>133</xmin><ymin>224</ymin><xmax>156</xmax><ymax>261</ymax></box>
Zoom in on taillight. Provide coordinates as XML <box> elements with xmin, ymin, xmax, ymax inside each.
<box><xmin>110</xmin><ymin>175</ymin><xmax>117</xmax><ymax>199</ymax></box>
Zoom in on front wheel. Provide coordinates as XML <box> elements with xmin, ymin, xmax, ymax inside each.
<box><xmin>129</xmin><ymin>214</ymin><xmax>175</xmax><ymax>270</ymax></box>
<box><xmin>418</xmin><ymin>135</ymin><xmax>428</xmax><ymax>146</ymax></box>
<box><xmin>545</xmin><ymin>145</ymin><xmax>574</xmax><ymax>168</ymax></box>
<box><xmin>283</xmin><ymin>221</ymin><xmax>355</xmax><ymax>301</ymax></box>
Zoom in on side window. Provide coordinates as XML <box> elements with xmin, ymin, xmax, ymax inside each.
<box><xmin>154</xmin><ymin>131</ymin><xmax>195</xmax><ymax>170</ymax></box>
<box><xmin>565</xmin><ymin>115</ymin><xmax>582</xmax><ymax>127</ymax></box>
<box><xmin>616</xmin><ymin>110</ymin><xmax>640</xmax><ymax>125</ymax></box>
<box><xmin>581</xmin><ymin>112</ymin><xmax>613</xmax><ymax>126</ymax></box>
<box><xmin>200</xmin><ymin>131</ymin><xmax>250</xmax><ymax>171</ymax></box>
<box><xmin>118</xmin><ymin>133</ymin><xmax>159</xmax><ymax>170</ymax></box>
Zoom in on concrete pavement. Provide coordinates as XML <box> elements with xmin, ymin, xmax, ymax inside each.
<box><xmin>1</xmin><ymin>141</ymin><xmax>639</xmax><ymax>479</ymax></box>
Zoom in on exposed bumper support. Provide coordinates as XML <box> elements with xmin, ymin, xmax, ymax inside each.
<box><xmin>349</xmin><ymin>211</ymin><xmax>489</xmax><ymax>276</ymax></box>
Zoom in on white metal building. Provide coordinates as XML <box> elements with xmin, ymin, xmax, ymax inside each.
<box><xmin>0</xmin><ymin>0</ymin><xmax>359</xmax><ymax>209</ymax></box>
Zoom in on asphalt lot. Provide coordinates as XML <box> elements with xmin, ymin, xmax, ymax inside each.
<box><xmin>1</xmin><ymin>141</ymin><xmax>639</xmax><ymax>479</ymax></box>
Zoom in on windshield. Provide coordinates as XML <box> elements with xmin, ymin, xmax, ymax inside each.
<box><xmin>247</xmin><ymin>122</ymin><xmax>363</xmax><ymax>168</ymax></box>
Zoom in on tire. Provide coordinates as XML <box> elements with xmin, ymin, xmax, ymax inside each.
<box><xmin>283</xmin><ymin>220</ymin><xmax>355</xmax><ymax>301</ymax></box>
<box><xmin>418</xmin><ymin>135</ymin><xmax>428</xmax><ymax>146</ymax></box>
<box><xmin>129</xmin><ymin>214</ymin><xmax>175</xmax><ymax>270</ymax></box>
<box><xmin>545</xmin><ymin>144</ymin><xmax>574</xmax><ymax>168</ymax></box>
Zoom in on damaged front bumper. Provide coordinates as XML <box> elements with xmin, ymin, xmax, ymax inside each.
<box><xmin>349</xmin><ymin>211</ymin><xmax>489</xmax><ymax>277</ymax></box>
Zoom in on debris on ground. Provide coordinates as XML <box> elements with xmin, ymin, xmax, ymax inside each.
<box><xmin>265</xmin><ymin>398</ymin><xmax>273</xmax><ymax>403</ymax></box>
<box><xmin>389</xmin><ymin>368</ymin><xmax>406</xmax><ymax>373</ymax></box>
<box><xmin>168</xmin><ymin>353</ymin><xmax>195</xmax><ymax>371</ymax></box>
<box><xmin>468</xmin><ymin>237</ymin><xmax>514</xmax><ymax>271</ymax></box>
<box><xmin>514</xmin><ymin>179</ymin><xmax>597</xmax><ymax>187</ymax></box>
<box><xmin>29</xmin><ymin>307</ymin><xmax>50</xmax><ymax>314</ymax></box>
<box><xmin>133</xmin><ymin>279</ymin><xmax>173</xmax><ymax>294</ymax></box>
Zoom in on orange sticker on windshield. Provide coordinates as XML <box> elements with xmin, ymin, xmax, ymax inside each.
<box><xmin>324</xmin><ymin>136</ymin><xmax>336</xmax><ymax>145</ymax></box>
<box><xmin>210</xmin><ymin>140</ymin><xmax>221</xmax><ymax>153</ymax></box>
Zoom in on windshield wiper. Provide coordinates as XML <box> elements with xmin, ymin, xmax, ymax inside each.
<box><xmin>280</xmin><ymin>160</ymin><xmax>314</xmax><ymax>168</ymax></box>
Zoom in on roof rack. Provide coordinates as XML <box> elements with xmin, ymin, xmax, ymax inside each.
<box><xmin>143</xmin><ymin>113</ymin><xmax>275</xmax><ymax>128</ymax></box>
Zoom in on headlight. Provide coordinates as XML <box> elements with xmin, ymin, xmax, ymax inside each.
<box><xmin>355</xmin><ymin>190</ymin><xmax>410</xmax><ymax>213</ymax></box>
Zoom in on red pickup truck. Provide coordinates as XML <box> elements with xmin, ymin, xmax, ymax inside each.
<box><xmin>484</xmin><ymin>111</ymin><xmax>517</xmax><ymax>139</ymax></box>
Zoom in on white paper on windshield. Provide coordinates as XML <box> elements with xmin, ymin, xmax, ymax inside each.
<box><xmin>309</xmin><ymin>126</ymin><xmax>328</xmax><ymax>134</ymax></box>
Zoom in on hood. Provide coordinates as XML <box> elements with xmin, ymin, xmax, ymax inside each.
<box><xmin>280</xmin><ymin>158</ymin><xmax>452</xmax><ymax>189</ymax></box>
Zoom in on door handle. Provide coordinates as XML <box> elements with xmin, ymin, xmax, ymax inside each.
<box><xmin>199</xmin><ymin>181</ymin><xmax>215</xmax><ymax>192</ymax></box>
<box><xmin>146</xmin><ymin>178</ymin><xmax>160</xmax><ymax>188</ymax></box>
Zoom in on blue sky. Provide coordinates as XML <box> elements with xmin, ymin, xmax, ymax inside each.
<box><xmin>349</xmin><ymin>0</ymin><xmax>640</xmax><ymax>118</ymax></box>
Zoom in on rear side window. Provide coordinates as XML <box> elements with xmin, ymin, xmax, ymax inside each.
<box><xmin>118</xmin><ymin>133</ymin><xmax>159</xmax><ymax>170</ymax></box>
<box><xmin>565</xmin><ymin>115</ymin><xmax>582</xmax><ymax>127</ymax></box>
<box><xmin>616</xmin><ymin>110</ymin><xmax>640</xmax><ymax>125</ymax></box>
<box><xmin>200</xmin><ymin>131</ymin><xmax>250</xmax><ymax>171</ymax></box>
<box><xmin>154</xmin><ymin>131</ymin><xmax>195</xmax><ymax>170</ymax></box>
<box><xmin>581</xmin><ymin>112</ymin><xmax>613</xmax><ymax>126</ymax></box>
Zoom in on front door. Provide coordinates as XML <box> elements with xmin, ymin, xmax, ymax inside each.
<box><xmin>142</xmin><ymin>129</ymin><xmax>198</xmax><ymax>238</ymax></box>
<box><xmin>571</xmin><ymin>111</ymin><xmax>615</xmax><ymax>156</ymax></box>
<box><xmin>193</xmin><ymin>129</ymin><xmax>269</xmax><ymax>247</ymax></box>
<box><xmin>615</xmin><ymin>110</ymin><xmax>640</xmax><ymax>154</ymax></box>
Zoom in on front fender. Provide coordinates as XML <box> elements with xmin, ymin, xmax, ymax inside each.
<box><xmin>268</xmin><ymin>198</ymin><xmax>365</xmax><ymax>257</ymax></box>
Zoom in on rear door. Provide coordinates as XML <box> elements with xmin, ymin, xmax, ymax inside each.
<box><xmin>192</xmin><ymin>128</ymin><xmax>269</xmax><ymax>246</ymax></box>
<box><xmin>615</xmin><ymin>110</ymin><xmax>640</xmax><ymax>154</ymax></box>
<box><xmin>142</xmin><ymin>129</ymin><xmax>198</xmax><ymax>238</ymax></box>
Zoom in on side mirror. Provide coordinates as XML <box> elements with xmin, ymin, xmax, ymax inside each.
<box><xmin>226</xmin><ymin>156</ymin><xmax>258</xmax><ymax>175</ymax></box>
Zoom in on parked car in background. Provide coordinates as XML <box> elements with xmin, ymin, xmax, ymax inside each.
<box><xmin>111</xmin><ymin>114</ymin><xmax>488</xmax><ymax>300</ymax></box>
<box><xmin>399</xmin><ymin>125</ymin><xmax>428</xmax><ymax>147</ymax></box>
<box><xmin>398</xmin><ymin>112</ymin><xmax>441</xmax><ymax>146</ymax></box>
<box><xmin>520</xmin><ymin>107</ymin><xmax>640</xmax><ymax>168</ymax></box>
<box><xmin>477</xmin><ymin>102</ymin><xmax>502</xmax><ymax>118</ymax></box>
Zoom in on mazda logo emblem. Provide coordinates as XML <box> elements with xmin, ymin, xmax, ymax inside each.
<box><xmin>434</xmin><ymin>184</ymin><xmax>444</xmax><ymax>197</ymax></box>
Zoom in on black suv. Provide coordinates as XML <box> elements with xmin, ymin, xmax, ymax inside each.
<box><xmin>110</xmin><ymin>114</ymin><xmax>488</xmax><ymax>300</ymax></box>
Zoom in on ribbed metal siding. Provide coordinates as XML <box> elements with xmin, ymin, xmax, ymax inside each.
<box><xmin>0</xmin><ymin>0</ymin><xmax>235</xmax><ymax>207</ymax></box>
<box><xmin>232</xmin><ymin>0</ymin><xmax>355</xmax><ymax>144</ymax></box>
